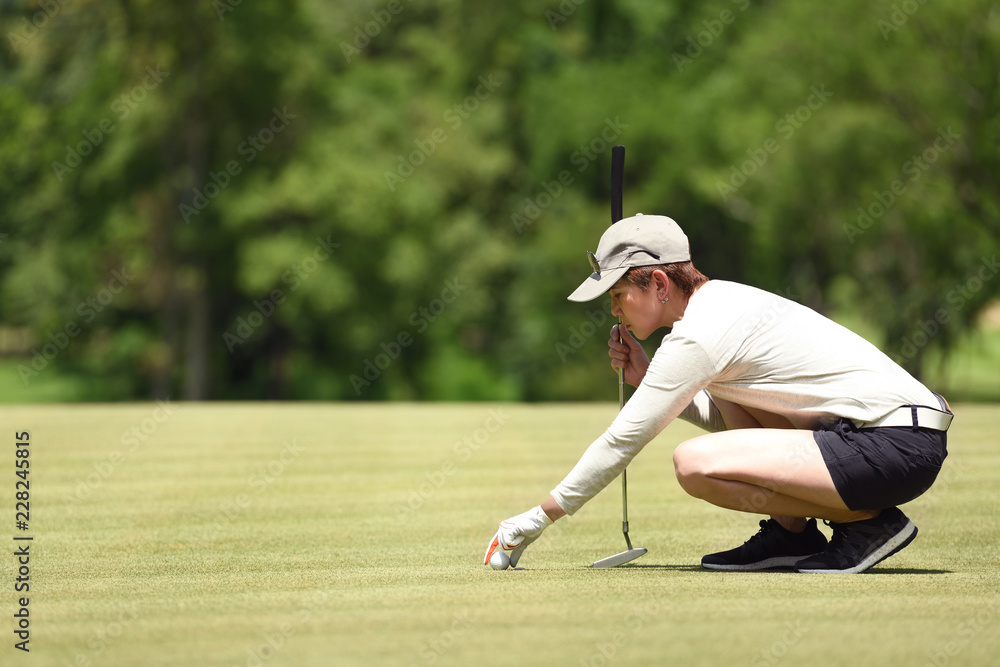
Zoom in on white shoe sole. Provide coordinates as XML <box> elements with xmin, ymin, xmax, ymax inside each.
<box><xmin>796</xmin><ymin>520</ymin><xmax>917</xmax><ymax>574</ymax></box>
<box><xmin>702</xmin><ymin>554</ymin><xmax>820</xmax><ymax>571</ymax></box>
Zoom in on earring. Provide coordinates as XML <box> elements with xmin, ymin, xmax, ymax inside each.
<box><xmin>661</xmin><ymin>296</ymin><xmax>668</xmax><ymax>303</ymax></box>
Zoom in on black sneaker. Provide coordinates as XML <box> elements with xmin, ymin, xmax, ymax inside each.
<box><xmin>702</xmin><ymin>518</ymin><xmax>828</xmax><ymax>571</ymax></box>
<box><xmin>794</xmin><ymin>507</ymin><xmax>917</xmax><ymax>574</ymax></box>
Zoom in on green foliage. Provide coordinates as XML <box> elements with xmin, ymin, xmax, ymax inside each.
<box><xmin>0</xmin><ymin>0</ymin><xmax>998</xmax><ymax>400</ymax></box>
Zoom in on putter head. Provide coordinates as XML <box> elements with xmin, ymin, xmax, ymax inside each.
<box><xmin>591</xmin><ymin>547</ymin><xmax>647</xmax><ymax>568</ymax></box>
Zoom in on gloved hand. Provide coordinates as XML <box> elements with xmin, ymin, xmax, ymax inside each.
<box><xmin>483</xmin><ymin>505</ymin><xmax>553</xmax><ymax>567</ymax></box>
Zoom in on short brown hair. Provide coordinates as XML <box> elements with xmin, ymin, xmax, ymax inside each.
<box><xmin>621</xmin><ymin>262</ymin><xmax>709</xmax><ymax>299</ymax></box>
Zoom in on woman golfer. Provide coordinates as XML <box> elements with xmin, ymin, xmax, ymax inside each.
<box><xmin>485</xmin><ymin>214</ymin><xmax>952</xmax><ymax>573</ymax></box>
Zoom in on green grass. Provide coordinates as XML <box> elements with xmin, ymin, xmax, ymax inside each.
<box><xmin>923</xmin><ymin>329</ymin><xmax>1000</xmax><ymax>402</ymax></box>
<box><xmin>0</xmin><ymin>359</ymin><xmax>92</xmax><ymax>403</ymax></box>
<box><xmin>7</xmin><ymin>403</ymin><xmax>999</xmax><ymax>666</ymax></box>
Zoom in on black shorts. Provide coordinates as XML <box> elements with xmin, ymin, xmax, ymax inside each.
<box><xmin>814</xmin><ymin>418</ymin><xmax>948</xmax><ymax>511</ymax></box>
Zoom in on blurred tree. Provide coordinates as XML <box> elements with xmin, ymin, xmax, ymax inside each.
<box><xmin>0</xmin><ymin>0</ymin><xmax>997</xmax><ymax>401</ymax></box>
<box><xmin>2</xmin><ymin>0</ymin><xmax>315</xmax><ymax>399</ymax></box>
<box><xmin>686</xmin><ymin>0</ymin><xmax>1000</xmax><ymax>376</ymax></box>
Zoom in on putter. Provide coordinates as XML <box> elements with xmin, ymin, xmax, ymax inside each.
<box><xmin>592</xmin><ymin>144</ymin><xmax>647</xmax><ymax>569</ymax></box>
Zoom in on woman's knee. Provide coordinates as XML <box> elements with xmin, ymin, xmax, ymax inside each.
<box><xmin>673</xmin><ymin>439</ymin><xmax>712</xmax><ymax>497</ymax></box>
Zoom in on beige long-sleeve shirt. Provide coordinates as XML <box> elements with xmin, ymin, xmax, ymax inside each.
<box><xmin>550</xmin><ymin>280</ymin><xmax>939</xmax><ymax>515</ymax></box>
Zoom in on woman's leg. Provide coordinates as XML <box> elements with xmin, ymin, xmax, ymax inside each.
<box><xmin>673</xmin><ymin>427</ymin><xmax>878</xmax><ymax>523</ymax></box>
<box><xmin>679</xmin><ymin>403</ymin><xmax>928</xmax><ymax>572</ymax></box>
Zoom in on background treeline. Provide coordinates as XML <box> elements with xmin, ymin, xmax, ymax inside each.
<box><xmin>0</xmin><ymin>0</ymin><xmax>997</xmax><ymax>401</ymax></box>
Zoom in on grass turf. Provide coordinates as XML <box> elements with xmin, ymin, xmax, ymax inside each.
<box><xmin>5</xmin><ymin>402</ymin><xmax>999</xmax><ymax>666</ymax></box>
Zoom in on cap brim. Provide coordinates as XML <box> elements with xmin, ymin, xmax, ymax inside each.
<box><xmin>567</xmin><ymin>266</ymin><xmax>629</xmax><ymax>302</ymax></box>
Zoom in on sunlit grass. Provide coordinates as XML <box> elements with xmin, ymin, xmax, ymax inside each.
<box><xmin>7</xmin><ymin>402</ymin><xmax>999</xmax><ymax>666</ymax></box>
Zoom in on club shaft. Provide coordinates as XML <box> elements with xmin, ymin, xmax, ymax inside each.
<box><xmin>618</xmin><ymin>315</ymin><xmax>632</xmax><ymax>549</ymax></box>
<box><xmin>622</xmin><ymin>468</ymin><xmax>633</xmax><ymax>550</ymax></box>
<box><xmin>610</xmin><ymin>145</ymin><xmax>633</xmax><ymax>554</ymax></box>
<box><xmin>618</xmin><ymin>340</ymin><xmax>624</xmax><ymax>411</ymax></box>
<box><xmin>611</xmin><ymin>145</ymin><xmax>624</xmax><ymax>224</ymax></box>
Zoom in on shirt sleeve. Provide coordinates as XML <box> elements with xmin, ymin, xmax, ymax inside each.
<box><xmin>678</xmin><ymin>390</ymin><xmax>727</xmax><ymax>433</ymax></box>
<box><xmin>550</xmin><ymin>336</ymin><xmax>718</xmax><ymax>515</ymax></box>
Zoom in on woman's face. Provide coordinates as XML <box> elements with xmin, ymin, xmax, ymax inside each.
<box><xmin>608</xmin><ymin>280</ymin><xmax>661</xmax><ymax>340</ymax></box>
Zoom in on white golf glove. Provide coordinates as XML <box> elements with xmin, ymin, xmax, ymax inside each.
<box><xmin>483</xmin><ymin>505</ymin><xmax>553</xmax><ymax>567</ymax></box>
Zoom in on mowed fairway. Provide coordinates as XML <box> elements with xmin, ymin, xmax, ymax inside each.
<box><xmin>5</xmin><ymin>402</ymin><xmax>999</xmax><ymax>666</ymax></box>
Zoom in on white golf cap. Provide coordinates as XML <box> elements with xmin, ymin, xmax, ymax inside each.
<box><xmin>567</xmin><ymin>214</ymin><xmax>691</xmax><ymax>302</ymax></box>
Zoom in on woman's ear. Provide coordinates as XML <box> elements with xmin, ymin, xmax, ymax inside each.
<box><xmin>651</xmin><ymin>269</ymin><xmax>670</xmax><ymax>302</ymax></box>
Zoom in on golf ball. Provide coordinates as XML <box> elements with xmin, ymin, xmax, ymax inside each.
<box><xmin>489</xmin><ymin>551</ymin><xmax>510</xmax><ymax>570</ymax></box>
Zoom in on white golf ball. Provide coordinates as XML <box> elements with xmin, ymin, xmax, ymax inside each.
<box><xmin>489</xmin><ymin>551</ymin><xmax>510</xmax><ymax>570</ymax></box>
